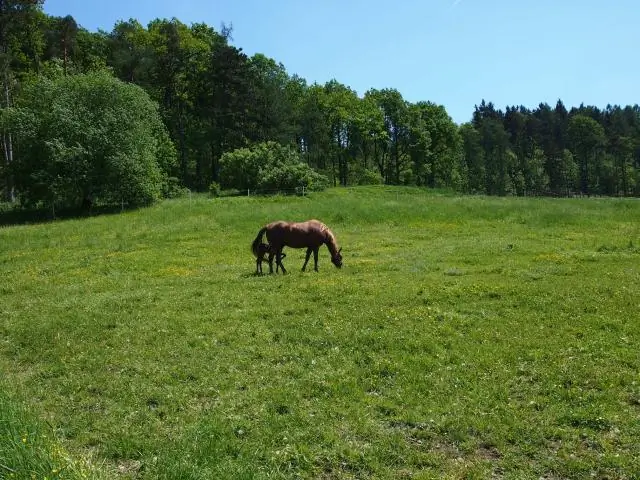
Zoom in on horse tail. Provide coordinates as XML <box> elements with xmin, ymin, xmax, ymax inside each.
<box><xmin>251</xmin><ymin>226</ymin><xmax>268</xmax><ymax>257</ymax></box>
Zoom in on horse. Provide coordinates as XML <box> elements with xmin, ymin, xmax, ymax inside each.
<box><xmin>253</xmin><ymin>242</ymin><xmax>286</xmax><ymax>275</ymax></box>
<box><xmin>251</xmin><ymin>219</ymin><xmax>343</xmax><ymax>274</ymax></box>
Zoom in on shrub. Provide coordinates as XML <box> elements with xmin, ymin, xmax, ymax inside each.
<box><xmin>6</xmin><ymin>71</ymin><xmax>176</xmax><ymax>208</ymax></box>
<box><xmin>208</xmin><ymin>182</ymin><xmax>221</xmax><ymax>198</ymax></box>
<box><xmin>219</xmin><ymin>141</ymin><xmax>329</xmax><ymax>193</ymax></box>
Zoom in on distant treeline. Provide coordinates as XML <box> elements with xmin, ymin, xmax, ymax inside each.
<box><xmin>2</xmin><ymin>1</ymin><xmax>639</xmax><ymax>207</ymax></box>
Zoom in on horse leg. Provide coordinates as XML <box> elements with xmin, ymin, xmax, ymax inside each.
<box><xmin>256</xmin><ymin>256</ymin><xmax>261</xmax><ymax>275</ymax></box>
<box><xmin>277</xmin><ymin>249</ymin><xmax>287</xmax><ymax>274</ymax></box>
<box><xmin>277</xmin><ymin>251</ymin><xmax>286</xmax><ymax>273</ymax></box>
<box><xmin>268</xmin><ymin>252</ymin><xmax>275</xmax><ymax>274</ymax></box>
<box><xmin>302</xmin><ymin>247</ymin><xmax>312</xmax><ymax>271</ymax></box>
<box><xmin>313</xmin><ymin>247</ymin><xmax>319</xmax><ymax>272</ymax></box>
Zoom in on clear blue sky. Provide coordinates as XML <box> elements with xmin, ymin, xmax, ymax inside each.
<box><xmin>43</xmin><ymin>0</ymin><xmax>639</xmax><ymax>124</ymax></box>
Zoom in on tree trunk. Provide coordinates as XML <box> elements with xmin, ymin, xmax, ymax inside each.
<box><xmin>63</xmin><ymin>40</ymin><xmax>68</xmax><ymax>75</ymax></box>
<box><xmin>394</xmin><ymin>130</ymin><xmax>400</xmax><ymax>184</ymax></box>
<box><xmin>210</xmin><ymin>143</ymin><xmax>218</xmax><ymax>183</ymax></box>
<box><xmin>2</xmin><ymin>69</ymin><xmax>15</xmax><ymax>202</ymax></box>
<box><xmin>178</xmin><ymin>101</ymin><xmax>188</xmax><ymax>186</ymax></box>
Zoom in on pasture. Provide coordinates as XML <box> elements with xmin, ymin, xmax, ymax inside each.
<box><xmin>1</xmin><ymin>186</ymin><xmax>639</xmax><ymax>479</ymax></box>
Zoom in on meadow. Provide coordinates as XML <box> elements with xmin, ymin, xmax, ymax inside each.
<box><xmin>1</xmin><ymin>186</ymin><xmax>639</xmax><ymax>479</ymax></box>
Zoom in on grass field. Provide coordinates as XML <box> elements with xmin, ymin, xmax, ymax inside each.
<box><xmin>1</xmin><ymin>186</ymin><xmax>639</xmax><ymax>479</ymax></box>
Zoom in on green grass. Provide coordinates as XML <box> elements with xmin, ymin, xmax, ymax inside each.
<box><xmin>1</xmin><ymin>186</ymin><xmax>639</xmax><ymax>479</ymax></box>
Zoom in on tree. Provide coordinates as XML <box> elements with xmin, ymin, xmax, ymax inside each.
<box><xmin>459</xmin><ymin>123</ymin><xmax>484</xmax><ymax>193</ymax></box>
<box><xmin>44</xmin><ymin>15</ymin><xmax>78</xmax><ymax>74</ymax></box>
<box><xmin>108</xmin><ymin>19</ymin><xmax>153</xmax><ymax>84</ymax></box>
<box><xmin>414</xmin><ymin>101</ymin><xmax>463</xmax><ymax>188</ymax></box>
<box><xmin>406</xmin><ymin>104</ymin><xmax>431</xmax><ymax>186</ymax></box>
<box><xmin>247</xmin><ymin>53</ymin><xmax>295</xmax><ymax>145</ymax></box>
<box><xmin>568</xmin><ymin>114</ymin><xmax>605</xmax><ymax>194</ymax></box>
<box><xmin>522</xmin><ymin>147</ymin><xmax>549</xmax><ymax>195</ymax></box>
<box><xmin>346</xmin><ymin>93</ymin><xmax>387</xmax><ymax>184</ymax></box>
<box><xmin>0</xmin><ymin>0</ymin><xmax>44</xmax><ymax>201</ymax></box>
<box><xmin>478</xmin><ymin>116</ymin><xmax>514</xmax><ymax>195</ymax></box>
<box><xmin>323</xmin><ymin>79</ymin><xmax>360</xmax><ymax>186</ymax></box>
<box><xmin>204</xmin><ymin>38</ymin><xmax>254</xmax><ymax>185</ymax></box>
<box><xmin>366</xmin><ymin>88</ymin><xmax>411</xmax><ymax>184</ymax></box>
<box><xmin>7</xmin><ymin>71</ymin><xmax>176</xmax><ymax>210</ymax></box>
<box><xmin>298</xmin><ymin>83</ymin><xmax>331</xmax><ymax>173</ymax></box>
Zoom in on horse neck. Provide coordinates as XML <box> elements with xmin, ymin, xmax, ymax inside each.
<box><xmin>324</xmin><ymin>230</ymin><xmax>339</xmax><ymax>258</ymax></box>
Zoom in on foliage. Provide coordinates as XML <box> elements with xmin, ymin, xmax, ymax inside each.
<box><xmin>208</xmin><ymin>181</ymin><xmax>220</xmax><ymax>198</ymax></box>
<box><xmin>164</xmin><ymin>176</ymin><xmax>190</xmax><ymax>199</ymax></box>
<box><xmin>6</xmin><ymin>71</ymin><xmax>176</xmax><ymax>208</ymax></box>
<box><xmin>349</xmin><ymin>167</ymin><xmax>384</xmax><ymax>185</ymax></box>
<box><xmin>1</xmin><ymin>7</ymin><xmax>639</xmax><ymax>201</ymax></box>
<box><xmin>219</xmin><ymin>141</ymin><xmax>328</xmax><ymax>193</ymax></box>
<box><xmin>468</xmin><ymin>101</ymin><xmax>640</xmax><ymax>196</ymax></box>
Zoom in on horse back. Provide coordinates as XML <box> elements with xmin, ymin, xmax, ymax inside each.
<box><xmin>266</xmin><ymin>219</ymin><xmax>327</xmax><ymax>248</ymax></box>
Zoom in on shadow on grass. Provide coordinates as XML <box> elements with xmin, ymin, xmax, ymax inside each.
<box><xmin>0</xmin><ymin>204</ymin><xmax>144</xmax><ymax>227</ymax></box>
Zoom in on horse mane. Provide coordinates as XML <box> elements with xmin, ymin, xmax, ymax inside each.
<box><xmin>321</xmin><ymin>224</ymin><xmax>340</xmax><ymax>258</ymax></box>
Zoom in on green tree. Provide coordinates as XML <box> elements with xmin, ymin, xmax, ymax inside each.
<box><xmin>347</xmin><ymin>93</ymin><xmax>387</xmax><ymax>184</ymax></box>
<box><xmin>148</xmin><ymin>19</ymin><xmax>203</xmax><ymax>184</ymax></box>
<box><xmin>247</xmin><ymin>53</ymin><xmax>296</xmax><ymax>145</ymax></box>
<box><xmin>298</xmin><ymin>84</ymin><xmax>332</xmax><ymax>173</ymax></box>
<box><xmin>478</xmin><ymin>116</ymin><xmax>514</xmax><ymax>195</ymax></box>
<box><xmin>203</xmin><ymin>37</ymin><xmax>254</xmax><ymax>185</ymax></box>
<box><xmin>323</xmin><ymin>79</ymin><xmax>360</xmax><ymax>186</ymax></box>
<box><xmin>414</xmin><ymin>101</ymin><xmax>463</xmax><ymax>188</ymax></box>
<box><xmin>406</xmin><ymin>104</ymin><xmax>430</xmax><ymax>186</ymax></box>
<box><xmin>7</xmin><ymin>71</ymin><xmax>176</xmax><ymax>211</ymax></box>
<box><xmin>108</xmin><ymin>19</ymin><xmax>153</xmax><ymax>84</ymax></box>
<box><xmin>568</xmin><ymin>114</ymin><xmax>605</xmax><ymax>194</ymax></box>
<box><xmin>604</xmin><ymin>105</ymin><xmax>638</xmax><ymax>196</ymax></box>
<box><xmin>522</xmin><ymin>147</ymin><xmax>549</xmax><ymax>195</ymax></box>
<box><xmin>557</xmin><ymin>148</ymin><xmax>579</xmax><ymax>195</ymax></box>
<box><xmin>366</xmin><ymin>88</ymin><xmax>411</xmax><ymax>184</ymax></box>
<box><xmin>459</xmin><ymin>123</ymin><xmax>485</xmax><ymax>193</ymax></box>
<box><xmin>44</xmin><ymin>14</ymin><xmax>78</xmax><ymax>74</ymax></box>
<box><xmin>0</xmin><ymin>0</ymin><xmax>44</xmax><ymax>201</ymax></box>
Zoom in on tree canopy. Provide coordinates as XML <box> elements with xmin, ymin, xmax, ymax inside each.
<box><xmin>1</xmin><ymin>2</ymin><xmax>639</xmax><ymax>207</ymax></box>
<box><xmin>6</xmin><ymin>71</ymin><xmax>175</xmax><ymax>209</ymax></box>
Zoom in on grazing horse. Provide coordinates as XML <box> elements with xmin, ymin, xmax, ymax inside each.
<box><xmin>253</xmin><ymin>242</ymin><xmax>286</xmax><ymax>275</ymax></box>
<box><xmin>251</xmin><ymin>219</ymin><xmax>343</xmax><ymax>274</ymax></box>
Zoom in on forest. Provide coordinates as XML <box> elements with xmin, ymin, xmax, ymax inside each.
<box><xmin>2</xmin><ymin>1</ymin><xmax>640</xmax><ymax>209</ymax></box>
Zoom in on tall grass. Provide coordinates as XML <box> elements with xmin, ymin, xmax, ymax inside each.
<box><xmin>1</xmin><ymin>186</ymin><xmax>639</xmax><ymax>478</ymax></box>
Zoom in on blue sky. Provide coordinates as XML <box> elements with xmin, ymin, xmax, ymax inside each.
<box><xmin>43</xmin><ymin>0</ymin><xmax>639</xmax><ymax>124</ymax></box>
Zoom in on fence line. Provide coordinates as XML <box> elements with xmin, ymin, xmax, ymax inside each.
<box><xmin>217</xmin><ymin>186</ymin><xmax>308</xmax><ymax>198</ymax></box>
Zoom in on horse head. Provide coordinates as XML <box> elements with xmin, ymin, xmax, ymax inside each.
<box><xmin>331</xmin><ymin>247</ymin><xmax>343</xmax><ymax>268</ymax></box>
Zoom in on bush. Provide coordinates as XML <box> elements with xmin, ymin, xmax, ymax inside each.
<box><xmin>164</xmin><ymin>177</ymin><xmax>190</xmax><ymax>199</ymax></box>
<box><xmin>219</xmin><ymin>141</ymin><xmax>329</xmax><ymax>193</ymax></box>
<box><xmin>208</xmin><ymin>182</ymin><xmax>221</xmax><ymax>198</ymax></box>
<box><xmin>6</xmin><ymin>71</ymin><xmax>176</xmax><ymax>208</ymax></box>
<box><xmin>350</xmin><ymin>167</ymin><xmax>384</xmax><ymax>186</ymax></box>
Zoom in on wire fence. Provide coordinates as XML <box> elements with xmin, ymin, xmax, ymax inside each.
<box><xmin>218</xmin><ymin>186</ymin><xmax>310</xmax><ymax>198</ymax></box>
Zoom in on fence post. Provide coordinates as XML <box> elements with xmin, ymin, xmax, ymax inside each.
<box><xmin>247</xmin><ymin>189</ymin><xmax>250</xmax><ymax>197</ymax></box>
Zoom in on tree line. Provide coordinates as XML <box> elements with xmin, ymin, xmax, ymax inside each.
<box><xmin>2</xmin><ymin>1</ymin><xmax>639</xmax><ymax>209</ymax></box>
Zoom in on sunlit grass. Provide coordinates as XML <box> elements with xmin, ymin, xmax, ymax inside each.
<box><xmin>1</xmin><ymin>186</ymin><xmax>639</xmax><ymax>478</ymax></box>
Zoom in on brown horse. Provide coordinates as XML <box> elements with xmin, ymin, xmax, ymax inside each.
<box><xmin>252</xmin><ymin>219</ymin><xmax>343</xmax><ymax>274</ymax></box>
<box><xmin>253</xmin><ymin>242</ymin><xmax>286</xmax><ymax>275</ymax></box>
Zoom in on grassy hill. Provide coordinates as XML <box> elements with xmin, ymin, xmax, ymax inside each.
<box><xmin>1</xmin><ymin>187</ymin><xmax>639</xmax><ymax>479</ymax></box>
